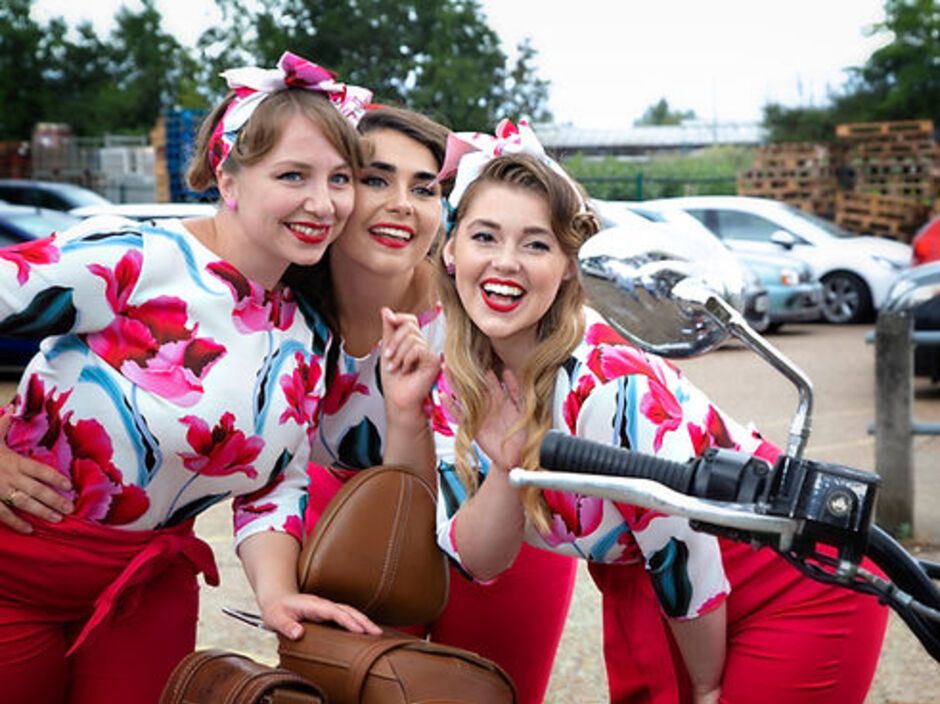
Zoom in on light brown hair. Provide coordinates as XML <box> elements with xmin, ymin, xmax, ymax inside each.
<box><xmin>437</xmin><ymin>154</ymin><xmax>600</xmax><ymax>529</ymax></box>
<box><xmin>187</xmin><ymin>89</ymin><xmax>365</xmax><ymax>192</ymax></box>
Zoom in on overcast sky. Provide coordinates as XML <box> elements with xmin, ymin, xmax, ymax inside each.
<box><xmin>33</xmin><ymin>0</ymin><xmax>891</xmax><ymax>128</ymax></box>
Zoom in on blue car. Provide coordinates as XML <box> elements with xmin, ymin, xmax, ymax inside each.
<box><xmin>734</xmin><ymin>251</ymin><xmax>823</xmax><ymax>333</ymax></box>
<box><xmin>0</xmin><ymin>203</ymin><xmax>80</xmax><ymax>371</ymax></box>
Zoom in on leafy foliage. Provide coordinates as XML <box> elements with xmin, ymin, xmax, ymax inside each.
<box><xmin>764</xmin><ymin>0</ymin><xmax>940</xmax><ymax>140</ymax></box>
<box><xmin>197</xmin><ymin>0</ymin><xmax>549</xmax><ymax>130</ymax></box>
<box><xmin>634</xmin><ymin>98</ymin><xmax>697</xmax><ymax>127</ymax></box>
<box><xmin>0</xmin><ymin>0</ymin><xmax>551</xmax><ymax>139</ymax></box>
<box><xmin>564</xmin><ymin>146</ymin><xmax>754</xmax><ymax>201</ymax></box>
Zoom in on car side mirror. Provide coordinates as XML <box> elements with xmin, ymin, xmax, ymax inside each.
<box><xmin>770</xmin><ymin>230</ymin><xmax>796</xmax><ymax>249</ymax></box>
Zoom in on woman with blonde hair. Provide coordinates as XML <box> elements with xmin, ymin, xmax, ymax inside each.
<box><xmin>418</xmin><ymin>120</ymin><xmax>888</xmax><ymax>704</ymax></box>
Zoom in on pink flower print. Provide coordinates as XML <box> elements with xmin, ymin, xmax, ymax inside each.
<box><xmin>66</xmin><ymin>418</ymin><xmax>148</xmax><ymax>525</ymax></box>
<box><xmin>0</xmin><ymin>235</ymin><xmax>60</xmax><ymax>285</ymax></box>
<box><xmin>322</xmin><ymin>371</ymin><xmax>368</xmax><ymax>416</ymax></box>
<box><xmin>233</xmin><ymin>501</ymin><xmax>277</xmax><ymax>534</ymax></box>
<box><xmin>563</xmin><ymin>376</ymin><xmax>595</xmax><ymax>434</ymax></box>
<box><xmin>207</xmin><ymin>260</ymin><xmax>297</xmax><ymax>333</ymax></box>
<box><xmin>178</xmin><ymin>412</ymin><xmax>264</xmax><ymax>479</ymax></box>
<box><xmin>85</xmin><ymin>252</ymin><xmax>226</xmax><ymax>406</ymax></box>
<box><xmin>423</xmin><ymin>396</ymin><xmax>455</xmax><ymax>437</ymax></box>
<box><xmin>6</xmin><ymin>375</ymin><xmax>73</xmax><ymax>473</ymax></box>
<box><xmin>279</xmin><ymin>352</ymin><xmax>323</xmax><ymax>426</ymax></box>
<box><xmin>541</xmin><ymin>489</ymin><xmax>604</xmax><ymax>547</ymax></box>
<box><xmin>587</xmin><ymin>339</ymin><xmax>661</xmax><ymax>386</ymax></box>
<box><xmin>585</xmin><ymin>322</ymin><xmax>627</xmax><ymax>348</ymax></box>
<box><xmin>641</xmin><ymin>381</ymin><xmax>683</xmax><ymax>451</ymax></box>
<box><xmin>281</xmin><ymin>514</ymin><xmax>303</xmax><ymax>542</ymax></box>
<box><xmin>6</xmin><ymin>377</ymin><xmax>149</xmax><ymax>525</ymax></box>
<box><xmin>688</xmin><ymin>406</ymin><xmax>740</xmax><ymax>455</ymax></box>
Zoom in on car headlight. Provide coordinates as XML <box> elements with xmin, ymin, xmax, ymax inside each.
<box><xmin>871</xmin><ymin>254</ymin><xmax>905</xmax><ymax>271</ymax></box>
<box><xmin>779</xmin><ymin>267</ymin><xmax>800</xmax><ymax>286</ymax></box>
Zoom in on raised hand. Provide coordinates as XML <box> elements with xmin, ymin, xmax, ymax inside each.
<box><xmin>379</xmin><ymin>307</ymin><xmax>441</xmax><ymax>417</ymax></box>
<box><xmin>474</xmin><ymin>368</ymin><xmax>527</xmax><ymax>473</ymax></box>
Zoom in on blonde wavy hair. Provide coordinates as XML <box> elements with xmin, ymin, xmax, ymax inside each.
<box><xmin>436</xmin><ymin>154</ymin><xmax>600</xmax><ymax>530</ymax></box>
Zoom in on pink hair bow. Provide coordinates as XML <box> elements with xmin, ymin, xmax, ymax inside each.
<box><xmin>437</xmin><ymin>119</ymin><xmax>584</xmax><ymax>213</ymax></box>
<box><xmin>208</xmin><ymin>51</ymin><xmax>373</xmax><ymax>171</ymax></box>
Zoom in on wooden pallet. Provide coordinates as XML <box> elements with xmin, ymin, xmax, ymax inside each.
<box><xmin>836</xmin><ymin>119</ymin><xmax>934</xmax><ymax>141</ymax></box>
<box><xmin>835</xmin><ymin>191</ymin><xmax>930</xmax><ymax>240</ymax></box>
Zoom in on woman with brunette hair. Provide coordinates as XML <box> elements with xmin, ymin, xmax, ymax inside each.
<box><xmin>417</xmin><ymin>120</ymin><xmax>888</xmax><ymax>704</ymax></box>
<box><xmin>287</xmin><ymin>104</ymin><xmax>578</xmax><ymax>703</ymax></box>
<box><xmin>0</xmin><ymin>52</ymin><xmax>384</xmax><ymax>703</ymax></box>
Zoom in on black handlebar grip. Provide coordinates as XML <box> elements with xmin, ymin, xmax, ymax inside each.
<box><xmin>539</xmin><ymin>431</ymin><xmax>696</xmax><ymax>494</ymax></box>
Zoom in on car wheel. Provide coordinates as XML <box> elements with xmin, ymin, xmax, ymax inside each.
<box><xmin>820</xmin><ymin>272</ymin><xmax>872</xmax><ymax>324</ymax></box>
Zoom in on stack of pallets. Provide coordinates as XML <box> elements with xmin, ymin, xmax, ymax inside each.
<box><xmin>737</xmin><ymin>142</ymin><xmax>837</xmax><ymax>217</ymax></box>
<box><xmin>834</xmin><ymin>120</ymin><xmax>937</xmax><ymax>240</ymax></box>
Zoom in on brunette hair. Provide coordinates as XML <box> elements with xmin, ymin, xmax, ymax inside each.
<box><xmin>186</xmin><ymin>89</ymin><xmax>365</xmax><ymax>192</ymax></box>
<box><xmin>284</xmin><ymin>105</ymin><xmax>451</xmax><ymax>383</ymax></box>
<box><xmin>437</xmin><ymin>154</ymin><xmax>600</xmax><ymax>529</ymax></box>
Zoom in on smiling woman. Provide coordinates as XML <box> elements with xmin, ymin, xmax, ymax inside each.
<box><xmin>0</xmin><ymin>51</ymin><xmax>379</xmax><ymax>704</ymax></box>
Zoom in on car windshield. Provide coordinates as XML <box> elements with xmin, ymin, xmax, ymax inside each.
<box><xmin>780</xmin><ymin>203</ymin><xmax>855</xmax><ymax>238</ymax></box>
<box><xmin>7</xmin><ymin>209</ymin><xmax>79</xmax><ymax>238</ymax></box>
<box><xmin>56</xmin><ymin>185</ymin><xmax>110</xmax><ymax>208</ymax></box>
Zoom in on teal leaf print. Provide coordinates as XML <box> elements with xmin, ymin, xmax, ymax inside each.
<box><xmin>0</xmin><ymin>286</ymin><xmax>76</xmax><ymax>337</ymax></box>
<box><xmin>648</xmin><ymin>537</ymin><xmax>693</xmax><ymax>618</ymax></box>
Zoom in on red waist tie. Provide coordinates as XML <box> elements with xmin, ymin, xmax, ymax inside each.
<box><xmin>15</xmin><ymin>514</ymin><xmax>220</xmax><ymax>656</ymax></box>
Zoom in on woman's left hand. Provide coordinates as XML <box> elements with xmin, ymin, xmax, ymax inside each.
<box><xmin>379</xmin><ymin>307</ymin><xmax>440</xmax><ymax>416</ymax></box>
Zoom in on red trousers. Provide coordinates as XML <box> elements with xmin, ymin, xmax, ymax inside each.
<box><xmin>0</xmin><ymin>515</ymin><xmax>218</xmax><ymax>704</ymax></box>
<box><xmin>589</xmin><ymin>540</ymin><xmax>889</xmax><ymax>704</ymax></box>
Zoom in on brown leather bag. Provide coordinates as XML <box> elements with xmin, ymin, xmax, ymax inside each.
<box><xmin>297</xmin><ymin>464</ymin><xmax>449</xmax><ymax>627</ymax></box>
<box><xmin>278</xmin><ymin>624</ymin><xmax>517</xmax><ymax>704</ymax></box>
<box><xmin>160</xmin><ymin>649</ymin><xmax>325</xmax><ymax>704</ymax></box>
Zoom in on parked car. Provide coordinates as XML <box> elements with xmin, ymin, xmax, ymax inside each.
<box><xmin>0</xmin><ymin>178</ymin><xmax>110</xmax><ymax>213</ymax></box>
<box><xmin>70</xmin><ymin>202</ymin><xmax>215</xmax><ymax>221</ymax></box>
<box><xmin>882</xmin><ymin>261</ymin><xmax>940</xmax><ymax>381</ymax></box>
<box><xmin>911</xmin><ymin>214</ymin><xmax>940</xmax><ymax>266</ymax></box>
<box><xmin>644</xmin><ymin>196</ymin><xmax>911</xmax><ymax>324</ymax></box>
<box><xmin>622</xmin><ymin>201</ymin><xmax>822</xmax><ymax>332</ymax></box>
<box><xmin>0</xmin><ymin>202</ymin><xmax>80</xmax><ymax>245</ymax></box>
<box><xmin>590</xmin><ymin>199</ymin><xmax>763</xmax><ymax>325</ymax></box>
<box><xmin>0</xmin><ymin>203</ymin><xmax>81</xmax><ymax>371</ymax></box>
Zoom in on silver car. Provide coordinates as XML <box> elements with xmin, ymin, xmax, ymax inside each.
<box><xmin>643</xmin><ymin>196</ymin><xmax>910</xmax><ymax>324</ymax></box>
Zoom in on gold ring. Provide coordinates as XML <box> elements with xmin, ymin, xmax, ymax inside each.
<box><xmin>2</xmin><ymin>489</ymin><xmax>19</xmax><ymax>509</ymax></box>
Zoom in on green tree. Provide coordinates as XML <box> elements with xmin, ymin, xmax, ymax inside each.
<box><xmin>0</xmin><ymin>0</ymin><xmax>53</xmax><ymax>139</ymax></box>
<box><xmin>634</xmin><ymin>98</ymin><xmax>696</xmax><ymax>126</ymax></box>
<box><xmin>198</xmin><ymin>0</ymin><xmax>550</xmax><ymax>130</ymax></box>
<box><xmin>763</xmin><ymin>0</ymin><xmax>940</xmax><ymax>140</ymax></box>
<box><xmin>836</xmin><ymin>0</ymin><xmax>940</xmax><ymax>123</ymax></box>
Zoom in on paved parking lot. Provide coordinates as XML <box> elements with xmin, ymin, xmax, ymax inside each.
<box><xmin>3</xmin><ymin>321</ymin><xmax>939</xmax><ymax>701</ymax></box>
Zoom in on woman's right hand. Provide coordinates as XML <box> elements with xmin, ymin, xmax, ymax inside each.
<box><xmin>261</xmin><ymin>591</ymin><xmax>382</xmax><ymax>640</ymax></box>
<box><xmin>0</xmin><ymin>413</ymin><xmax>74</xmax><ymax>533</ymax></box>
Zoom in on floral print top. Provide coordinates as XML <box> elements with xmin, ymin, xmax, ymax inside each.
<box><xmin>0</xmin><ymin>217</ymin><xmax>330</xmax><ymax>544</ymax></box>
<box><xmin>431</xmin><ymin>307</ymin><xmax>778</xmax><ymax>620</ymax></box>
<box><xmin>308</xmin><ymin>306</ymin><xmax>446</xmax><ymax>477</ymax></box>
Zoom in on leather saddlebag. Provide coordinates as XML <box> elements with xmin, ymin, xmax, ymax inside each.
<box><xmin>160</xmin><ymin>648</ymin><xmax>325</xmax><ymax>704</ymax></box>
<box><xmin>297</xmin><ymin>464</ymin><xmax>449</xmax><ymax>627</ymax></box>
<box><xmin>278</xmin><ymin>624</ymin><xmax>517</xmax><ymax>704</ymax></box>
